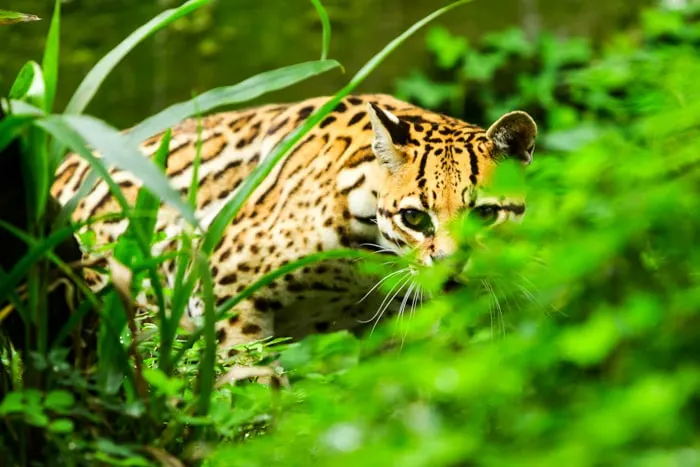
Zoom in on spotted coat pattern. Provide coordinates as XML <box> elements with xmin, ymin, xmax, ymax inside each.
<box><xmin>51</xmin><ymin>94</ymin><xmax>537</xmax><ymax>351</ymax></box>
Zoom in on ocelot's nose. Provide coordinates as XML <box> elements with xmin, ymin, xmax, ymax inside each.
<box><xmin>430</xmin><ymin>250</ymin><xmax>450</xmax><ymax>263</ymax></box>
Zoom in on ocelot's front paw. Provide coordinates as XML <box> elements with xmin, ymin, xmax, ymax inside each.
<box><xmin>216</xmin><ymin>362</ymin><xmax>290</xmax><ymax>388</ymax></box>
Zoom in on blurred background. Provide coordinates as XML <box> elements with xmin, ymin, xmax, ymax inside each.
<box><xmin>3</xmin><ymin>1</ymin><xmax>700</xmax><ymax>464</ymax></box>
<box><xmin>1</xmin><ymin>0</ymin><xmax>653</xmax><ymax>128</ymax></box>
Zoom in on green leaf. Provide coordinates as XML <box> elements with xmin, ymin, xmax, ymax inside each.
<box><xmin>310</xmin><ymin>0</ymin><xmax>331</xmax><ymax>61</ymax></box>
<box><xmin>0</xmin><ymin>222</ymin><xmax>77</xmax><ymax>304</ymax></box>
<box><xmin>8</xmin><ymin>64</ymin><xmax>49</xmax><ymax>220</ymax></box>
<box><xmin>0</xmin><ymin>10</ymin><xmax>40</xmax><ymax>25</ymax></box>
<box><xmin>64</xmin><ymin>0</ymin><xmax>210</xmax><ymax>115</ymax></box>
<box><xmin>9</xmin><ymin>62</ymin><xmax>42</xmax><ymax>101</ymax></box>
<box><xmin>0</xmin><ymin>392</ymin><xmax>25</xmax><ymax>415</ymax></box>
<box><xmin>26</xmin><ymin>412</ymin><xmax>50</xmax><ymax>427</ymax></box>
<box><xmin>51</xmin><ymin>115</ymin><xmax>197</xmax><ymax>226</ymax></box>
<box><xmin>484</xmin><ymin>28</ymin><xmax>533</xmax><ymax>56</ymax></box>
<box><xmin>42</xmin><ymin>0</ymin><xmax>60</xmax><ymax>112</ymax></box>
<box><xmin>426</xmin><ymin>26</ymin><xmax>468</xmax><ymax>69</ymax></box>
<box><xmin>0</xmin><ymin>113</ymin><xmax>36</xmax><ymax>153</ymax></box>
<box><xmin>196</xmin><ymin>251</ymin><xmax>217</xmax><ymax>419</ymax></box>
<box><xmin>127</xmin><ymin>60</ymin><xmax>341</xmax><ymax>143</ymax></box>
<box><xmin>48</xmin><ymin>419</ymin><xmax>74</xmax><ymax>434</ymax></box>
<box><xmin>44</xmin><ymin>390</ymin><xmax>75</xmax><ymax>411</ymax></box>
<box><xmin>143</xmin><ymin>368</ymin><xmax>185</xmax><ymax>397</ymax></box>
<box><xmin>395</xmin><ymin>71</ymin><xmax>458</xmax><ymax>109</ymax></box>
<box><xmin>35</xmin><ymin>115</ymin><xmax>131</xmax><ymax>218</ymax></box>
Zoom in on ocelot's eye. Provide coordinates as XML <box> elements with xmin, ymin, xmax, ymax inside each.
<box><xmin>400</xmin><ymin>209</ymin><xmax>434</xmax><ymax>234</ymax></box>
<box><xmin>472</xmin><ymin>204</ymin><xmax>501</xmax><ymax>225</ymax></box>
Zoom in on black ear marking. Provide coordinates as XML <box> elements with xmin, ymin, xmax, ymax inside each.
<box><xmin>367</xmin><ymin>103</ymin><xmax>411</xmax><ymax>173</ymax></box>
<box><xmin>486</xmin><ymin>111</ymin><xmax>538</xmax><ymax>165</ymax></box>
<box><xmin>369</xmin><ymin>103</ymin><xmax>410</xmax><ymax>146</ymax></box>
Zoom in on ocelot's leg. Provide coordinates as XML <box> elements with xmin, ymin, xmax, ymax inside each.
<box><xmin>215</xmin><ymin>298</ymin><xmax>275</xmax><ymax>352</ymax></box>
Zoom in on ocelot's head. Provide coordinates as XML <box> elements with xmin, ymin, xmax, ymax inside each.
<box><xmin>367</xmin><ymin>103</ymin><xmax>537</xmax><ymax>267</ymax></box>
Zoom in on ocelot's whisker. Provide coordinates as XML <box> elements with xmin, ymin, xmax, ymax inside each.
<box><xmin>358</xmin><ymin>271</ymin><xmax>411</xmax><ymax>324</ymax></box>
<box><xmin>370</xmin><ymin>274</ymin><xmax>412</xmax><ymax>335</ymax></box>
<box><xmin>356</xmin><ymin>267</ymin><xmax>410</xmax><ymax>305</ymax></box>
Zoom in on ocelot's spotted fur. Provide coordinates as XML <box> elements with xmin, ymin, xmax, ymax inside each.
<box><xmin>51</xmin><ymin>94</ymin><xmax>537</xmax><ymax>351</ymax></box>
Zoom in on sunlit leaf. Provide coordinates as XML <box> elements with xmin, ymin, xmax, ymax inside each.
<box><xmin>0</xmin><ymin>10</ymin><xmax>40</xmax><ymax>25</ymax></box>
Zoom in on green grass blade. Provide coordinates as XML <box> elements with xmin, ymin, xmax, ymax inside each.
<box><xmin>122</xmin><ymin>130</ymin><xmax>170</xmax><ymax>369</ymax></box>
<box><xmin>200</xmin><ymin>0</ymin><xmax>469</xmax><ymax>255</ymax></box>
<box><xmin>126</xmin><ymin>60</ymin><xmax>341</xmax><ymax>143</ymax></box>
<box><xmin>310</xmin><ymin>0</ymin><xmax>331</xmax><ymax>61</ymax></box>
<box><xmin>9</xmin><ymin>63</ymin><xmax>49</xmax><ymax>221</ymax></box>
<box><xmin>64</xmin><ymin>0</ymin><xmax>210</xmax><ymax>115</ymax></box>
<box><xmin>133</xmin><ymin>129</ymin><xmax>171</xmax><ymax>238</ymax></box>
<box><xmin>42</xmin><ymin>0</ymin><xmax>60</xmax><ymax>113</ymax></box>
<box><xmin>0</xmin><ymin>224</ymin><xmax>76</xmax><ymax>303</ymax></box>
<box><xmin>0</xmin><ymin>221</ymin><xmax>100</xmax><ymax>310</ymax></box>
<box><xmin>55</xmin><ymin>115</ymin><xmax>198</xmax><ymax>226</ymax></box>
<box><xmin>0</xmin><ymin>10</ymin><xmax>40</xmax><ymax>25</ymax></box>
<box><xmin>195</xmin><ymin>252</ymin><xmax>216</xmax><ymax>419</ymax></box>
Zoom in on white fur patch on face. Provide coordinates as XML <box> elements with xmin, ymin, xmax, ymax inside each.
<box><xmin>337</xmin><ymin>166</ymin><xmax>365</xmax><ymax>193</ymax></box>
<box><xmin>348</xmin><ymin>189</ymin><xmax>376</xmax><ymax>218</ymax></box>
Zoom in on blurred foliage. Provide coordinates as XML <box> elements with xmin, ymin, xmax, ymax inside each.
<box><xmin>205</xmin><ymin>4</ymin><xmax>700</xmax><ymax>465</ymax></box>
<box><xmin>2</xmin><ymin>1</ymin><xmax>700</xmax><ymax>466</ymax></box>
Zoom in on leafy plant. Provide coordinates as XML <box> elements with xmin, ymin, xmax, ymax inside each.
<box><xmin>0</xmin><ymin>0</ymin><xmax>470</xmax><ymax>464</ymax></box>
<box><xmin>0</xmin><ymin>10</ymin><xmax>40</xmax><ymax>26</ymax></box>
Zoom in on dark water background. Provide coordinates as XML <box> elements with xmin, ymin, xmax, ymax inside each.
<box><xmin>1</xmin><ymin>0</ymin><xmax>651</xmax><ymax>128</ymax></box>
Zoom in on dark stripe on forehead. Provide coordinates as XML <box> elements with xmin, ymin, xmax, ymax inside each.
<box><xmin>466</xmin><ymin>144</ymin><xmax>480</xmax><ymax>185</ymax></box>
<box><xmin>417</xmin><ymin>148</ymin><xmax>430</xmax><ymax>180</ymax></box>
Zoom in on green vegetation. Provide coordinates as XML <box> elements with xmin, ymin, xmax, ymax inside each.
<box><xmin>0</xmin><ymin>10</ymin><xmax>40</xmax><ymax>25</ymax></box>
<box><xmin>2</xmin><ymin>1</ymin><xmax>700</xmax><ymax>465</ymax></box>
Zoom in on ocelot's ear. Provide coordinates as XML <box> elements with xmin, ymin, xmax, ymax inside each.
<box><xmin>367</xmin><ymin>103</ymin><xmax>410</xmax><ymax>173</ymax></box>
<box><xmin>486</xmin><ymin>111</ymin><xmax>537</xmax><ymax>165</ymax></box>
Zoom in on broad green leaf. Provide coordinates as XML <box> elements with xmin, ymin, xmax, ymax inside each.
<box><xmin>143</xmin><ymin>368</ymin><xmax>185</xmax><ymax>397</ymax></box>
<box><xmin>0</xmin><ymin>392</ymin><xmax>24</xmax><ymax>414</ymax></box>
<box><xmin>64</xmin><ymin>0</ymin><xmax>210</xmax><ymax>115</ymax></box>
<box><xmin>426</xmin><ymin>26</ymin><xmax>468</xmax><ymax>69</ymax></box>
<box><xmin>52</xmin><ymin>115</ymin><xmax>197</xmax><ymax>226</ymax></box>
<box><xmin>8</xmin><ymin>62</ymin><xmax>43</xmax><ymax>102</ymax></box>
<box><xmin>35</xmin><ymin>115</ymin><xmax>129</xmax><ymax>210</ymax></box>
<box><xmin>44</xmin><ymin>390</ymin><xmax>75</xmax><ymax>411</ymax></box>
<box><xmin>127</xmin><ymin>60</ymin><xmax>341</xmax><ymax>143</ymax></box>
<box><xmin>48</xmin><ymin>419</ymin><xmax>74</xmax><ymax>434</ymax></box>
<box><xmin>0</xmin><ymin>10</ymin><xmax>40</xmax><ymax>25</ymax></box>
<box><xmin>42</xmin><ymin>0</ymin><xmax>60</xmax><ymax>112</ymax></box>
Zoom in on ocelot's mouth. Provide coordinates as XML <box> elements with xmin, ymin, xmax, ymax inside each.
<box><xmin>358</xmin><ymin>243</ymin><xmax>399</xmax><ymax>256</ymax></box>
<box><xmin>442</xmin><ymin>277</ymin><xmax>463</xmax><ymax>293</ymax></box>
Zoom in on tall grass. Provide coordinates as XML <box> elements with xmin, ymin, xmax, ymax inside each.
<box><xmin>0</xmin><ymin>0</ymin><xmax>469</xmax><ymax>464</ymax></box>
